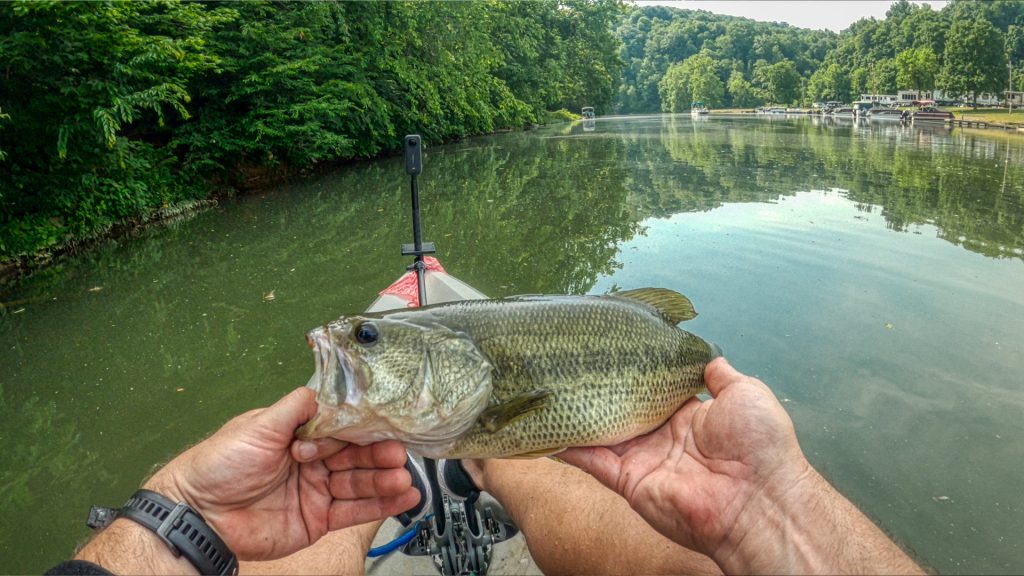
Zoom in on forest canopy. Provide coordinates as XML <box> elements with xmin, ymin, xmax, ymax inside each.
<box><xmin>2</xmin><ymin>0</ymin><xmax>1022</xmax><ymax>264</ymax></box>
<box><xmin>617</xmin><ymin>0</ymin><xmax>1024</xmax><ymax>112</ymax></box>
<box><xmin>0</xmin><ymin>0</ymin><xmax>622</xmax><ymax>261</ymax></box>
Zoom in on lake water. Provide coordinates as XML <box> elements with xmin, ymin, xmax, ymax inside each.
<box><xmin>2</xmin><ymin>115</ymin><xmax>1023</xmax><ymax>574</ymax></box>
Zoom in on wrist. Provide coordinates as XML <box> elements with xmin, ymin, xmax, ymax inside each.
<box><xmin>143</xmin><ymin>468</ymin><xmax>195</xmax><ymax>511</ymax></box>
<box><xmin>77</xmin><ymin>517</ymin><xmax>200</xmax><ymax>575</ymax></box>
<box><xmin>143</xmin><ymin>458</ymin><xmax>220</xmax><ymax>534</ymax></box>
<box><xmin>712</xmin><ymin>458</ymin><xmax>826</xmax><ymax>574</ymax></box>
<box><xmin>712</xmin><ymin>460</ymin><xmax>923</xmax><ymax>575</ymax></box>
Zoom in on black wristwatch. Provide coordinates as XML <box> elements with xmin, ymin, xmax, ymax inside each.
<box><xmin>88</xmin><ymin>489</ymin><xmax>238</xmax><ymax>576</ymax></box>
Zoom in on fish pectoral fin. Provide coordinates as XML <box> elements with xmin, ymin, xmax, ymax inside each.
<box><xmin>479</xmin><ymin>389</ymin><xmax>551</xmax><ymax>433</ymax></box>
<box><xmin>506</xmin><ymin>447</ymin><xmax>565</xmax><ymax>459</ymax></box>
<box><xmin>612</xmin><ymin>287</ymin><xmax>697</xmax><ymax>324</ymax></box>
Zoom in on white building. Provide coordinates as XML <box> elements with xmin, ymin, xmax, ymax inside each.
<box><xmin>897</xmin><ymin>89</ymin><xmax>1002</xmax><ymax>105</ymax></box>
<box><xmin>859</xmin><ymin>93</ymin><xmax>899</xmax><ymax>105</ymax></box>
<box><xmin>897</xmin><ymin>89</ymin><xmax>933</xmax><ymax>103</ymax></box>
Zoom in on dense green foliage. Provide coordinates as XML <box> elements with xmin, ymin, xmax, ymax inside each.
<box><xmin>0</xmin><ymin>0</ymin><xmax>622</xmax><ymax>262</ymax></box>
<box><xmin>4</xmin><ymin>0</ymin><xmax>1024</xmax><ymax>267</ymax></box>
<box><xmin>617</xmin><ymin>0</ymin><xmax>1024</xmax><ymax>111</ymax></box>
<box><xmin>0</xmin><ymin>1</ymin><xmax>231</xmax><ymax>258</ymax></box>
<box><xmin>809</xmin><ymin>0</ymin><xmax>1023</xmax><ymax>103</ymax></box>
<box><xmin>614</xmin><ymin>5</ymin><xmax>836</xmax><ymax>111</ymax></box>
<box><xmin>659</xmin><ymin>52</ymin><xmax>724</xmax><ymax>111</ymax></box>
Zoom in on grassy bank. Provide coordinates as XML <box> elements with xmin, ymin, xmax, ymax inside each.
<box><xmin>949</xmin><ymin>108</ymin><xmax>1024</xmax><ymax>125</ymax></box>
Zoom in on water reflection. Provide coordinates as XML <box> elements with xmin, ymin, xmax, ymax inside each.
<box><xmin>651</xmin><ymin>115</ymin><xmax>1023</xmax><ymax>259</ymax></box>
<box><xmin>1</xmin><ymin>115</ymin><xmax>1023</xmax><ymax>574</ymax></box>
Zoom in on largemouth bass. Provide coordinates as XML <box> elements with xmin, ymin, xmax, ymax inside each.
<box><xmin>296</xmin><ymin>288</ymin><xmax>718</xmax><ymax>459</ymax></box>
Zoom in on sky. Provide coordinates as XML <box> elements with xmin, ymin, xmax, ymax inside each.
<box><xmin>636</xmin><ymin>1</ymin><xmax>949</xmax><ymax>33</ymax></box>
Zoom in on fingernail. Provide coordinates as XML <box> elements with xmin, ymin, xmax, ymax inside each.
<box><xmin>297</xmin><ymin>441</ymin><xmax>318</xmax><ymax>461</ymax></box>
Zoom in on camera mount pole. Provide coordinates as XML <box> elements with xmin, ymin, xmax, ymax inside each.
<box><xmin>401</xmin><ymin>134</ymin><xmax>435</xmax><ymax>307</ymax></box>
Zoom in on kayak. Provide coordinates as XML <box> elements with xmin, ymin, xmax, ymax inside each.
<box><xmin>367</xmin><ymin>256</ymin><xmax>486</xmax><ymax>313</ymax></box>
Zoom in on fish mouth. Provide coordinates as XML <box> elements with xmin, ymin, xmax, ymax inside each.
<box><xmin>297</xmin><ymin>324</ymin><xmax>367</xmax><ymax>440</ymax></box>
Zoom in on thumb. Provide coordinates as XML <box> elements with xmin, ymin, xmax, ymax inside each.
<box><xmin>260</xmin><ymin>388</ymin><xmax>350</xmax><ymax>462</ymax></box>
<box><xmin>704</xmin><ymin>357</ymin><xmax>744</xmax><ymax>397</ymax></box>
<box><xmin>257</xmin><ymin>387</ymin><xmax>319</xmax><ymax>440</ymax></box>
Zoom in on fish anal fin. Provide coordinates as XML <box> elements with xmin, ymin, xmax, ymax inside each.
<box><xmin>612</xmin><ymin>288</ymin><xmax>697</xmax><ymax>324</ymax></box>
<box><xmin>479</xmin><ymin>389</ymin><xmax>551</xmax><ymax>433</ymax></box>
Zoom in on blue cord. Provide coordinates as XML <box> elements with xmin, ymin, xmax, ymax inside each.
<box><xmin>367</xmin><ymin>515</ymin><xmax>432</xmax><ymax>558</ymax></box>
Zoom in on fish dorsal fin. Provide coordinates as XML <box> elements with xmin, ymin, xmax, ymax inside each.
<box><xmin>611</xmin><ymin>288</ymin><xmax>697</xmax><ymax>324</ymax></box>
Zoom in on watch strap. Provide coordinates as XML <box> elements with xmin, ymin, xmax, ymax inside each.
<box><xmin>116</xmin><ymin>489</ymin><xmax>238</xmax><ymax>576</ymax></box>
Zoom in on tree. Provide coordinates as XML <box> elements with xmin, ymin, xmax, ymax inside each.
<box><xmin>850</xmin><ymin>66</ymin><xmax>870</xmax><ymax>96</ymax></box>
<box><xmin>685</xmin><ymin>53</ymin><xmax>725</xmax><ymax>108</ymax></box>
<box><xmin>658</xmin><ymin>61</ymin><xmax>692</xmax><ymax>112</ymax></box>
<box><xmin>806</xmin><ymin>63</ymin><xmax>850</xmax><ymax>102</ymax></box>
<box><xmin>1006</xmin><ymin>25</ymin><xmax>1024</xmax><ymax>64</ymax></box>
<box><xmin>939</xmin><ymin>18</ymin><xmax>1007</xmax><ymax>101</ymax></box>
<box><xmin>0</xmin><ymin>1</ymin><xmax>233</xmax><ymax>256</ymax></box>
<box><xmin>0</xmin><ymin>0</ymin><xmax>632</xmax><ymax>260</ymax></box>
<box><xmin>614</xmin><ymin>5</ymin><xmax>836</xmax><ymax>113</ymax></box>
<box><xmin>727</xmin><ymin>70</ymin><xmax>759</xmax><ymax>108</ymax></box>
<box><xmin>899</xmin><ymin>4</ymin><xmax>947</xmax><ymax>57</ymax></box>
<box><xmin>895</xmin><ymin>47</ymin><xmax>939</xmax><ymax>98</ymax></box>
<box><xmin>658</xmin><ymin>52</ymin><xmax>725</xmax><ymax>111</ymax></box>
<box><xmin>754</xmin><ymin>59</ymin><xmax>801</xmax><ymax>104</ymax></box>
<box><xmin>869</xmin><ymin>59</ymin><xmax>899</xmax><ymax>94</ymax></box>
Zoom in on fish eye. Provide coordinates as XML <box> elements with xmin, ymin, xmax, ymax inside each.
<box><xmin>354</xmin><ymin>321</ymin><xmax>379</xmax><ymax>346</ymax></box>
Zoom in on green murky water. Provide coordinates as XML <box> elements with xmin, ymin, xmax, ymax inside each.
<box><xmin>2</xmin><ymin>115</ymin><xmax>1023</xmax><ymax>573</ymax></box>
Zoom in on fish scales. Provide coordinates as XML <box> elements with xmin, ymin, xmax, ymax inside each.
<box><xmin>422</xmin><ymin>297</ymin><xmax>709</xmax><ymax>457</ymax></box>
<box><xmin>297</xmin><ymin>289</ymin><xmax>716</xmax><ymax>459</ymax></box>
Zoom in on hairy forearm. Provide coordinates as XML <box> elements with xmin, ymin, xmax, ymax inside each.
<box><xmin>73</xmin><ymin>469</ymin><xmax>205</xmax><ymax>574</ymax></box>
<box><xmin>715</xmin><ymin>466</ymin><xmax>923</xmax><ymax>575</ymax></box>
<box><xmin>75</xmin><ymin>518</ymin><xmax>199</xmax><ymax>575</ymax></box>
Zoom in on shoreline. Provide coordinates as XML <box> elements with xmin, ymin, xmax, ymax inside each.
<box><xmin>0</xmin><ymin>124</ymin><xmax>556</xmax><ymax>292</ymax></box>
<box><xmin>0</xmin><ymin>197</ymin><xmax>221</xmax><ymax>291</ymax></box>
<box><xmin>705</xmin><ymin>108</ymin><xmax>1024</xmax><ymax>133</ymax></box>
<box><xmin>4</xmin><ymin>111</ymin><xmax>1020</xmax><ymax>292</ymax></box>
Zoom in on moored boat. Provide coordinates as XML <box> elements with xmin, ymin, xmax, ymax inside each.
<box><xmin>581</xmin><ymin>106</ymin><xmax>596</xmax><ymax>131</ymax></box>
<box><xmin>690</xmin><ymin>102</ymin><xmax>709</xmax><ymax>117</ymax></box>
<box><xmin>912</xmin><ymin>107</ymin><xmax>953</xmax><ymax>123</ymax></box>
<box><xmin>867</xmin><ymin>108</ymin><xmax>907</xmax><ymax>122</ymax></box>
<box><xmin>831</xmin><ymin>107</ymin><xmax>856</xmax><ymax>118</ymax></box>
<box><xmin>852</xmin><ymin>100</ymin><xmax>875</xmax><ymax>118</ymax></box>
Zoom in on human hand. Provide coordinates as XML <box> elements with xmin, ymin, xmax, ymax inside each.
<box><xmin>145</xmin><ymin>387</ymin><xmax>420</xmax><ymax>561</ymax></box>
<box><xmin>559</xmin><ymin>357</ymin><xmax>812</xmax><ymax>560</ymax></box>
